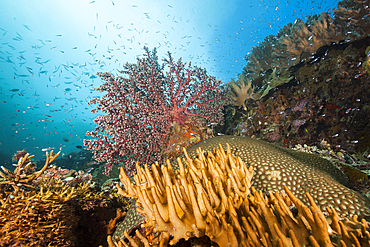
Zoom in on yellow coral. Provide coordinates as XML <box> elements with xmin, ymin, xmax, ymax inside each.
<box><xmin>117</xmin><ymin>144</ymin><xmax>253</xmax><ymax>246</ymax></box>
<box><xmin>115</xmin><ymin>143</ymin><xmax>370</xmax><ymax>247</ymax></box>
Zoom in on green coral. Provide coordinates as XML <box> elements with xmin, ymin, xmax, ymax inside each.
<box><xmin>259</xmin><ymin>67</ymin><xmax>293</xmax><ymax>98</ymax></box>
<box><xmin>363</xmin><ymin>45</ymin><xmax>370</xmax><ymax>75</ymax></box>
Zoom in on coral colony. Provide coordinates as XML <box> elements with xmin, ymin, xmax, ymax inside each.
<box><xmin>3</xmin><ymin>0</ymin><xmax>370</xmax><ymax>246</ymax></box>
<box><xmin>85</xmin><ymin>47</ymin><xmax>226</xmax><ymax>174</ymax></box>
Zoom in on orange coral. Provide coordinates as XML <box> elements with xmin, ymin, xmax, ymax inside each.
<box><xmin>0</xmin><ymin>190</ymin><xmax>77</xmax><ymax>246</ymax></box>
<box><xmin>0</xmin><ymin>150</ymin><xmax>108</xmax><ymax>246</ymax></box>
<box><xmin>162</xmin><ymin>116</ymin><xmax>213</xmax><ymax>160</ymax></box>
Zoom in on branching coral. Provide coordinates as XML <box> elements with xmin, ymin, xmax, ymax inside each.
<box><xmin>0</xmin><ymin>188</ymin><xmax>77</xmax><ymax>246</ymax></box>
<box><xmin>0</xmin><ymin>150</ymin><xmax>59</xmax><ymax>192</ymax></box>
<box><xmin>0</xmin><ymin>151</ymin><xmax>108</xmax><ymax>246</ymax></box>
<box><xmin>112</xmin><ymin>144</ymin><xmax>370</xmax><ymax>246</ymax></box>
<box><xmin>35</xmin><ymin>177</ymin><xmax>106</xmax><ymax>210</ymax></box>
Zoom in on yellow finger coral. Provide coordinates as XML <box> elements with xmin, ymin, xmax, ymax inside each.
<box><xmin>117</xmin><ymin>144</ymin><xmax>254</xmax><ymax>246</ymax></box>
<box><xmin>115</xmin><ymin>143</ymin><xmax>370</xmax><ymax>247</ymax></box>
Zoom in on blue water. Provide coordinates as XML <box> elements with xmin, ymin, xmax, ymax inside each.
<box><xmin>0</xmin><ymin>0</ymin><xmax>339</xmax><ymax>161</ymax></box>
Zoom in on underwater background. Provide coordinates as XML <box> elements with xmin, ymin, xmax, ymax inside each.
<box><xmin>2</xmin><ymin>0</ymin><xmax>370</xmax><ymax>246</ymax></box>
<box><xmin>0</xmin><ymin>0</ymin><xmax>338</xmax><ymax>161</ymax></box>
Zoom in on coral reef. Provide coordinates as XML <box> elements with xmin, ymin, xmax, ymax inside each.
<box><xmin>161</xmin><ymin>116</ymin><xmax>214</xmax><ymax>163</ymax></box>
<box><xmin>37</xmin><ymin>164</ymin><xmax>94</xmax><ymax>185</ymax></box>
<box><xmin>0</xmin><ymin>151</ymin><xmax>111</xmax><ymax>246</ymax></box>
<box><xmin>11</xmin><ymin>149</ymin><xmax>27</xmax><ymax>161</ymax></box>
<box><xmin>258</xmin><ymin>67</ymin><xmax>294</xmax><ymax>99</ymax></box>
<box><xmin>244</xmin><ymin>12</ymin><xmax>346</xmax><ymax>80</ymax></box>
<box><xmin>363</xmin><ymin>45</ymin><xmax>370</xmax><ymax>75</ymax></box>
<box><xmin>116</xmin><ymin>143</ymin><xmax>254</xmax><ymax>246</ymax></box>
<box><xmin>334</xmin><ymin>0</ymin><xmax>370</xmax><ymax>39</ymax></box>
<box><xmin>222</xmin><ymin>35</ymin><xmax>370</xmax><ymax>160</ymax></box>
<box><xmin>0</xmin><ymin>185</ymin><xmax>78</xmax><ymax>246</ymax></box>
<box><xmin>85</xmin><ymin>47</ymin><xmax>226</xmax><ymax>174</ymax></box>
<box><xmin>182</xmin><ymin>136</ymin><xmax>370</xmax><ymax>217</ymax></box>
<box><xmin>111</xmin><ymin>143</ymin><xmax>370</xmax><ymax>246</ymax></box>
<box><xmin>242</xmin><ymin>0</ymin><xmax>370</xmax><ymax>91</ymax></box>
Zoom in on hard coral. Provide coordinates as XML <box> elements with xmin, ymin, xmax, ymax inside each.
<box><xmin>0</xmin><ymin>150</ymin><xmax>59</xmax><ymax>192</ymax></box>
<box><xmin>183</xmin><ymin>136</ymin><xmax>370</xmax><ymax>217</ymax></box>
<box><xmin>0</xmin><ymin>151</ymin><xmax>108</xmax><ymax>246</ymax></box>
<box><xmin>0</xmin><ymin>189</ymin><xmax>77</xmax><ymax>246</ymax></box>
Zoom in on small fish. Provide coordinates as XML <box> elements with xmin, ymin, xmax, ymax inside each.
<box><xmin>5</xmin><ymin>57</ymin><xmax>14</xmax><ymax>64</ymax></box>
<box><xmin>10</xmin><ymin>89</ymin><xmax>19</xmax><ymax>92</ymax></box>
<box><xmin>41</xmin><ymin>147</ymin><xmax>54</xmax><ymax>151</ymax></box>
<box><xmin>38</xmin><ymin>70</ymin><xmax>47</xmax><ymax>76</ymax></box>
<box><xmin>76</xmin><ymin>145</ymin><xmax>83</xmax><ymax>149</ymax></box>
<box><xmin>23</xmin><ymin>24</ymin><xmax>32</xmax><ymax>31</ymax></box>
<box><xmin>14</xmin><ymin>73</ymin><xmax>29</xmax><ymax>78</ymax></box>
